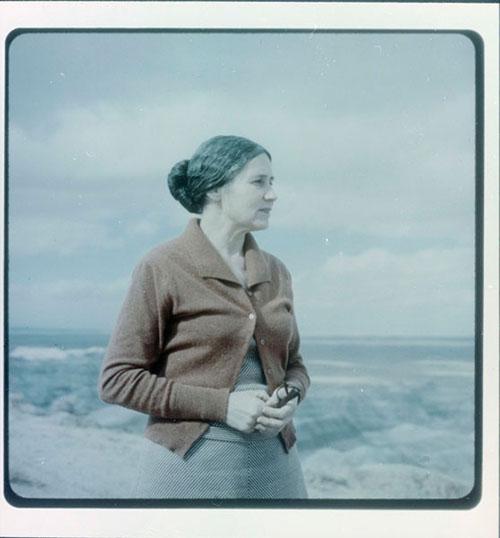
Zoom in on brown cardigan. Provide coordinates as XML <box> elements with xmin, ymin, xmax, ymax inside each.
<box><xmin>98</xmin><ymin>218</ymin><xmax>310</xmax><ymax>457</ymax></box>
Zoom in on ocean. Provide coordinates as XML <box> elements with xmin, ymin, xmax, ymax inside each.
<box><xmin>7</xmin><ymin>328</ymin><xmax>475</xmax><ymax>499</ymax></box>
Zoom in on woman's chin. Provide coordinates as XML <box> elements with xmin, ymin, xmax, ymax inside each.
<box><xmin>251</xmin><ymin>218</ymin><xmax>270</xmax><ymax>231</ymax></box>
<box><xmin>234</xmin><ymin>213</ymin><xmax>271</xmax><ymax>232</ymax></box>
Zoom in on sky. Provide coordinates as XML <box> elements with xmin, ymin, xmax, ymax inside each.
<box><xmin>8</xmin><ymin>31</ymin><xmax>476</xmax><ymax>336</ymax></box>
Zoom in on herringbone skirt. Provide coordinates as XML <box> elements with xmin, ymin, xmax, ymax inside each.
<box><xmin>132</xmin><ymin>430</ymin><xmax>307</xmax><ymax>499</ymax></box>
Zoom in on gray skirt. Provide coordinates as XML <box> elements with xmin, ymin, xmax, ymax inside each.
<box><xmin>132</xmin><ymin>429</ymin><xmax>308</xmax><ymax>499</ymax></box>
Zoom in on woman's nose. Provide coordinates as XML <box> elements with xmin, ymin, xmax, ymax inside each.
<box><xmin>264</xmin><ymin>186</ymin><xmax>277</xmax><ymax>201</ymax></box>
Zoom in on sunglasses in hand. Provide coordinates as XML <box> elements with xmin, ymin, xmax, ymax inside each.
<box><xmin>275</xmin><ymin>383</ymin><xmax>301</xmax><ymax>408</ymax></box>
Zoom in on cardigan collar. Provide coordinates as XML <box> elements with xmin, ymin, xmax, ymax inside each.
<box><xmin>180</xmin><ymin>218</ymin><xmax>271</xmax><ymax>288</ymax></box>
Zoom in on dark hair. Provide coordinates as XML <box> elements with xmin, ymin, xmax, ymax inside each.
<box><xmin>167</xmin><ymin>135</ymin><xmax>271</xmax><ymax>214</ymax></box>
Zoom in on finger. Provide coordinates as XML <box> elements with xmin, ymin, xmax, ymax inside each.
<box><xmin>254</xmin><ymin>423</ymin><xmax>280</xmax><ymax>435</ymax></box>
<box><xmin>256</xmin><ymin>416</ymin><xmax>283</xmax><ymax>429</ymax></box>
<box><xmin>254</xmin><ymin>391</ymin><xmax>270</xmax><ymax>402</ymax></box>
<box><xmin>276</xmin><ymin>387</ymin><xmax>288</xmax><ymax>399</ymax></box>
<box><xmin>261</xmin><ymin>405</ymin><xmax>292</xmax><ymax>419</ymax></box>
<box><xmin>265</xmin><ymin>391</ymin><xmax>280</xmax><ymax>407</ymax></box>
<box><xmin>267</xmin><ymin>386</ymin><xmax>294</xmax><ymax>408</ymax></box>
<box><xmin>264</xmin><ymin>395</ymin><xmax>298</xmax><ymax>414</ymax></box>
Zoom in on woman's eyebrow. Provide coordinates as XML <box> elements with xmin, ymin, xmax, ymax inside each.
<box><xmin>251</xmin><ymin>174</ymin><xmax>274</xmax><ymax>180</ymax></box>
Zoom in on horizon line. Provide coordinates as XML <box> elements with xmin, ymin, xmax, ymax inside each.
<box><xmin>7</xmin><ymin>326</ymin><xmax>475</xmax><ymax>340</ymax></box>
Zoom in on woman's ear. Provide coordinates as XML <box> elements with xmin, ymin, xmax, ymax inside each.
<box><xmin>205</xmin><ymin>188</ymin><xmax>222</xmax><ymax>204</ymax></box>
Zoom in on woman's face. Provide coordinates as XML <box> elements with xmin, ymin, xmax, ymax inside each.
<box><xmin>218</xmin><ymin>153</ymin><xmax>277</xmax><ymax>232</ymax></box>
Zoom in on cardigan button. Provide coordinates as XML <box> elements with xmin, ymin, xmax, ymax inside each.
<box><xmin>260</xmin><ymin>338</ymin><xmax>266</xmax><ymax>345</ymax></box>
<box><xmin>248</xmin><ymin>313</ymin><xmax>255</xmax><ymax>320</ymax></box>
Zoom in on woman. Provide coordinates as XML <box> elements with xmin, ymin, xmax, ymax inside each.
<box><xmin>99</xmin><ymin>135</ymin><xmax>310</xmax><ymax>499</ymax></box>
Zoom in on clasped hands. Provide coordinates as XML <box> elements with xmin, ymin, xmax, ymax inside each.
<box><xmin>225</xmin><ymin>386</ymin><xmax>299</xmax><ymax>436</ymax></box>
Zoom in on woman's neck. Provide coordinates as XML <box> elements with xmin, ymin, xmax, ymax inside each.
<box><xmin>199</xmin><ymin>210</ymin><xmax>246</xmax><ymax>259</ymax></box>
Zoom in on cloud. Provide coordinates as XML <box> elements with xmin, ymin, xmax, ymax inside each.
<box><xmin>9</xmin><ymin>93</ymin><xmax>256</xmax><ymax>187</ymax></box>
<box><xmin>10</xmin><ymin>277</ymin><xmax>130</xmax><ymax>331</ymax></box>
<box><xmin>271</xmin><ymin>181</ymin><xmax>473</xmax><ymax>242</ymax></box>
<box><xmin>269</xmin><ymin>90</ymin><xmax>475</xmax><ymax>241</ymax></box>
<box><xmin>9</xmin><ymin>85</ymin><xmax>474</xmax><ymax>253</ymax></box>
<box><xmin>293</xmin><ymin>247</ymin><xmax>474</xmax><ymax>336</ymax></box>
<box><xmin>8</xmin><ymin>31</ymin><xmax>475</xmax><ymax>259</ymax></box>
<box><xmin>9</xmin><ymin>216</ymin><xmax>125</xmax><ymax>256</ymax></box>
<box><xmin>8</xmin><ymin>197</ymin><xmax>188</xmax><ymax>258</ymax></box>
<box><xmin>125</xmin><ymin>217</ymin><xmax>161</xmax><ymax>237</ymax></box>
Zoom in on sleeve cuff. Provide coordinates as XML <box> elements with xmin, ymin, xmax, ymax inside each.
<box><xmin>284</xmin><ymin>375</ymin><xmax>309</xmax><ymax>402</ymax></box>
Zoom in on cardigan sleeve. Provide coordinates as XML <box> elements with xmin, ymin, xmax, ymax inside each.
<box><xmin>98</xmin><ymin>259</ymin><xmax>230</xmax><ymax>421</ymax></box>
<box><xmin>283</xmin><ymin>269</ymin><xmax>311</xmax><ymax>402</ymax></box>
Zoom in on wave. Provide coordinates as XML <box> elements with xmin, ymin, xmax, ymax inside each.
<box><xmin>10</xmin><ymin>345</ymin><xmax>106</xmax><ymax>361</ymax></box>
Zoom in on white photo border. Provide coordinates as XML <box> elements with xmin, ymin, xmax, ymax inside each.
<box><xmin>1</xmin><ymin>2</ymin><xmax>498</xmax><ymax>537</ymax></box>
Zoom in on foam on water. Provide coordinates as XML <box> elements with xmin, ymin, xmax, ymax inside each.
<box><xmin>10</xmin><ymin>345</ymin><xmax>106</xmax><ymax>361</ymax></box>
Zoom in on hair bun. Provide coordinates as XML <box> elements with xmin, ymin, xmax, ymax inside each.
<box><xmin>167</xmin><ymin>159</ymin><xmax>199</xmax><ymax>213</ymax></box>
<box><xmin>167</xmin><ymin>159</ymin><xmax>189</xmax><ymax>193</ymax></box>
